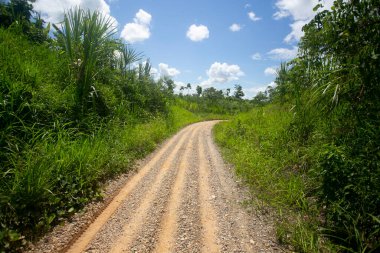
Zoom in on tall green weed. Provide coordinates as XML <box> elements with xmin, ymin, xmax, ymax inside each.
<box><xmin>214</xmin><ymin>105</ymin><xmax>331</xmax><ymax>252</ymax></box>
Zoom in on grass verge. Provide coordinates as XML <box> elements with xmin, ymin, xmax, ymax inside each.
<box><xmin>0</xmin><ymin>105</ymin><xmax>207</xmax><ymax>252</ymax></box>
<box><xmin>213</xmin><ymin>105</ymin><xmax>335</xmax><ymax>252</ymax></box>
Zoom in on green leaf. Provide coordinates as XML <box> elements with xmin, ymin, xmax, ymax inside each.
<box><xmin>8</xmin><ymin>231</ymin><xmax>21</xmax><ymax>242</ymax></box>
<box><xmin>313</xmin><ymin>4</ymin><xmax>322</xmax><ymax>12</ymax></box>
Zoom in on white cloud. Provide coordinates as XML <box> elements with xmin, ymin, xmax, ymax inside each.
<box><xmin>150</xmin><ymin>67</ymin><xmax>159</xmax><ymax>77</ymax></box>
<box><xmin>248</xmin><ymin>11</ymin><xmax>261</xmax><ymax>21</ymax></box>
<box><xmin>264</xmin><ymin>67</ymin><xmax>277</xmax><ymax>76</ymax></box>
<box><xmin>229</xmin><ymin>23</ymin><xmax>242</xmax><ymax>32</ymax></box>
<box><xmin>158</xmin><ymin>63</ymin><xmax>180</xmax><ymax>78</ymax></box>
<box><xmin>267</xmin><ymin>46</ymin><xmax>298</xmax><ymax>60</ymax></box>
<box><xmin>244</xmin><ymin>81</ymin><xmax>276</xmax><ymax>98</ymax></box>
<box><xmin>273</xmin><ymin>10</ymin><xmax>289</xmax><ymax>20</ymax></box>
<box><xmin>251</xmin><ymin>53</ymin><xmax>262</xmax><ymax>60</ymax></box>
<box><xmin>274</xmin><ymin>0</ymin><xmax>318</xmax><ymax>21</ymax></box>
<box><xmin>273</xmin><ymin>0</ymin><xmax>334</xmax><ymax>43</ymax></box>
<box><xmin>284</xmin><ymin>20</ymin><xmax>308</xmax><ymax>43</ymax></box>
<box><xmin>186</xmin><ymin>24</ymin><xmax>209</xmax><ymax>42</ymax></box>
<box><xmin>201</xmin><ymin>62</ymin><xmax>244</xmax><ymax>86</ymax></box>
<box><xmin>32</xmin><ymin>0</ymin><xmax>117</xmax><ymax>27</ymax></box>
<box><xmin>244</xmin><ymin>86</ymin><xmax>266</xmax><ymax>98</ymax></box>
<box><xmin>120</xmin><ymin>23</ymin><xmax>150</xmax><ymax>43</ymax></box>
<box><xmin>174</xmin><ymin>81</ymin><xmax>196</xmax><ymax>95</ymax></box>
<box><xmin>135</xmin><ymin>9</ymin><xmax>152</xmax><ymax>25</ymax></box>
<box><xmin>268</xmin><ymin>81</ymin><xmax>277</xmax><ymax>88</ymax></box>
<box><xmin>120</xmin><ymin>9</ymin><xmax>152</xmax><ymax>43</ymax></box>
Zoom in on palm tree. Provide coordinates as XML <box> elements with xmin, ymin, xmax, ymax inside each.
<box><xmin>186</xmin><ymin>83</ymin><xmax>191</xmax><ymax>95</ymax></box>
<box><xmin>275</xmin><ymin>62</ymin><xmax>289</xmax><ymax>104</ymax></box>
<box><xmin>53</xmin><ymin>8</ymin><xmax>117</xmax><ymax>115</ymax></box>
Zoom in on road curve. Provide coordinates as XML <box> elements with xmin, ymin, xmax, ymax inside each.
<box><xmin>54</xmin><ymin>121</ymin><xmax>282</xmax><ymax>253</ymax></box>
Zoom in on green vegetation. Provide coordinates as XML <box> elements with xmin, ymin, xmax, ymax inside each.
<box><xmin>215</xmin><ymin>1</ymin><xmax>379</xmax><ymax>252</ymax></box>
<box><xmin>0</xmin><ymin>2</ymin><xmax>231</xmax><ymax>251</ymax></box>
<box><xmin>1</xmin><ymin>0</ymin><xmax>378</xmax><ymax>252</ymax></box>
<box><xmin>177</xmin><ymin>84</ymin><xmax>252</xmax><ymax>115</ymax></box>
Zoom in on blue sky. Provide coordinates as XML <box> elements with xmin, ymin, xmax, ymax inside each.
<box><xmin>32</xmin><ymin>0</ymin><xmax>334</xmax><ymax>98</ymax></box>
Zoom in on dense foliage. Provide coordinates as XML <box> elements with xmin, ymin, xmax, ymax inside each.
<box><xmin>176</xmin><ymin>84</ymin><xmax>252</xmax><ymax>115</ymax></box>
<box><xmin>217</xmin><ymin>0</ymin><xmax>379</xmax><ymax>252</ymax></box>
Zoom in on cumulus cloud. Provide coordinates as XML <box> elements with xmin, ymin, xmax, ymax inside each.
<box><xmin>248</xmin><ymin>11</ymin><xmax>261</xmax><ymax>21</ymax></box>
<box><xmin>274</xmin><ymin>0</ymin><xmax>318</xmax><ymax>21</ymax></box>
<box><xmin>244</xmin><ymin>86</ymin><xmax>266</xmax><ymax>98</ymax></box>
<box><xmin>186</xmin><ymin>24</ymin><xmax>209</xmax><ymax>42</ymax></box>
<box><xmin>273</xmin><ymin>0</ymin><xmax>334</xmax><ymax>43</ymax></box>
<box><xmin>267</xmin><ymin>46</ymin><xmax>298</xmax><ymax>60</ymax></box>
<box><xmin>251</xmin><ymin>53</ymin><xmax>262</xmax><ymax>60</ymax></box>
<box><xmin>201</xmin><ymin>62</ymin><xmax>244</xmax><ymax>86</ymax></box>
<box><xmin>158</xmin><ymin>63</ymin><xmax>180</xmax><ymax>78</ymax></box>
<box><xmin>135</xmin><ymin>9</ymin><xmax>151</xmax><ymax>25</ymax></box>
<box><xmin>120</xmin><ymin>9</ymin><xmax>152</xmax><ymax>43</ymax></box>
<box><xmin>32</xmin><ymin>0</ymin><xmax>117</xmax><ymax>26</ymax></box>
<box><xmin>283</xmin><ymin>20</ymin><xmax>308</xmax><ymax>43</ymax></box>
<box><xmin>150</xmin><ymin>67</ymin><xmax>159</xmax><ymax>77</ymax></box>
<box><xmin>229</xmin><ymin>23</ymin><xmax>242</xmax><ymax>32</ymax></box>
<box><xmin>244</xmin><ymin>82</ymin><xmax>276</xmax><ymax>99</ymax></box>
<box><xmin>264</xmin><ymin>67</ymin><xmax>277</xmax><ymax>76</ymax></box>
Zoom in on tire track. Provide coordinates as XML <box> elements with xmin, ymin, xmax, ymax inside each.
<box><xmin>203</xmin><ymin>123</ymin><xmax>254</xmax><ymax>252</ymax></box>
<box><xmin>174</xmin><ymin>128</ymin><xmax>202</xmax><ymax>253</ymax></box>
<box><xmin>65</xmin><ymin>125</ymin><xmax>193</xmax><ymax>253</ymax></box>
<box><xmin>153</xmin><ymin>126</ymin><xmax>201</xmax><ymax>253</ymax></box>
<box><xmin>204</xmin><ymin>122</ymin><xmax>279</xmax><ymax>252</ymax></box>
<box><xmin>198</xmin><ymin>127</ymin><xmax>220</xmax><ymax>253</ymax></box>
<box><xmin>57</xmin><ymin>121</ymin><xmax>283</xmax><ymax>253</ymax></box>
<box><xmin>109</xmin><ymin>126</ymin><xmax>199</xmax><ymax>253</ymax></box>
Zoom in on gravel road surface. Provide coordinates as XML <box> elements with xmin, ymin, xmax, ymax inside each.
<box><xmin>27</xmin><ymin>121</ymin><xmax>284</xmax><ymax>253</ymax></box>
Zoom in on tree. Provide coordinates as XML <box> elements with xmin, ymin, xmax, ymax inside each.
<box><xmin>233</xmin><ymin>84</ymin><xmax>244</xmax><ymax>99</ymax></box>
<box><xmin>186</xmin><ymin>83</ymin><xmax>191</xmax><ymax>95</ymax></box>
<box><xmin>179</xmin><ymin>85</ymin><xmax>185</xmax><ymax>96</ymax></box>
<box><xmin>5</xmin><ymin>0</ymin><xmax>33</xmax><ymax>22</ymax></box>
<box><xmin>251</xmin><ymin>91</ymin><xmax>268</xmax><ymax>106</ymax></box>
<box><xmin>282</xmin><ymin>1</ymin><xmax>380</xmax><ymax>250</ymax></box>
<box><xmin>0</xmin><ymin>0</ymin><xmax>49</xmax><ymax>43</ymax></box>
<box><xmin>203</xmin><ymin>87</ymin><xmax>224</xmax><ymax>101</ymax></box>
<box><xmin>196</xmin><ymin>85</ymin><xmax>202</xmax><ymax>97</ymax></box>
<box><xmin>163</xmin><ymin>77</ymin><xmax>175</xmax><ymax>95</ymax></box>
<box><xmin>273</xmin><ymin>62</ymin><xmax>289</xmax><ymax>104</ymax></box>
<box><xmin>226</xmin><ymin>88</ymin><xmax>231</xmax><ymax>97</ymax></box>
<box><xmin>53</xmin><ymin>8</ymin><xmax>118</xmax><ymax>116</ymax></box>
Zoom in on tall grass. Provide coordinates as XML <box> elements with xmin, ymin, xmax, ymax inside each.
<box><xmin>215</xmin><ymin>99</ymin><xmax>379</xmax><ymax>252</ymax></box>
<box><xmin>214</xmin><ymin>105</ymin><xmax>330</xmax><ymax>252</ymax></box>
<box><xmin>0</xmin><ymin>104</ymin><xmax>203</xmax><ymax>251</ymax></box>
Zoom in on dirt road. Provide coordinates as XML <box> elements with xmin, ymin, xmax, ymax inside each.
<box><xmin>29</xmin><ymin>121</ymin><xmax>282</xmax><ymax>253</ymax></box>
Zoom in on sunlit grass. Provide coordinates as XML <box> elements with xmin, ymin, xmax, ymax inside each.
<box><xmin>214</xmin><ymin>104</ymin><xmax>330</xmax><ymax>252</ymax></box>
